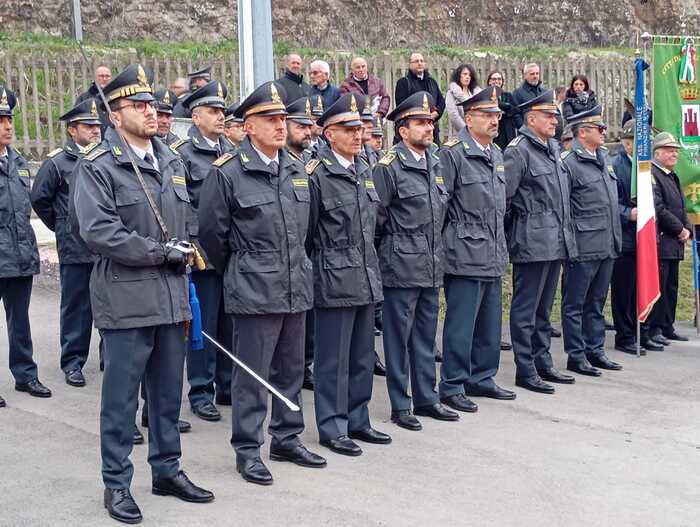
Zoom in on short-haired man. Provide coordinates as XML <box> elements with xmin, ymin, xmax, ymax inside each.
<box><xmin>340</xmin><ymin>56</ymin><xmax>391</xmax><ymax>118</ymax></box>
<box><xmin>285</xmin><ymin>97</ymin><xmax>314</xmax><ymax>160</ymax></box>
<box><xmin>648</xmin><ymin>132</ymin><xmax>693</xmax><ymax>345</ymax></box>
<box><xmin>153</xmin><ymin>88</ymin><xmax>180</xmax><ymax>145</ymax></box>
<box><xmin>306</xmin><ymin>93</ymin><xmax>389</xmax><ymax>456</ymax></box>
<box><xmin>75</xmin><ymin>65</ymin><xmax>112</xmax><ymax>132</ymax></box>
<box><xmin>172</xmin><ymin>80</ymin><xmax>236</xmax><ymax>422</ymax></box>
<box><xmin>375</xmin><ymin>92</ymin><xmax>459</xmax><ymax>430</ymax></box>
<box><xmin>309</xmin><ymin>59</ymin><xmax>341</xmax><ymax>110</ymax></box>
<box><xmin>511</xmin><ymin>63</ymin><xmax>545</xmax><ymax>129</ymax></box>
<box><xmin>31</xmin><ymin>99</ymin><xmax>101</xmax><ymax>388</ymax></box>
<box><xmin>276</xmin><ymin>53</ymin><xmax>311</xmax><ymax>103</ymax></box>
<box><xmin>0</xmin><ymin>86</ymin><xmax>52</xmax><ymax>406</ymax></box>
<box><xmin>505</xmin><ymin>90</ymin><xmax>577</xmax><ymax>394</ymax></box>
<box><xmin>72</xmin><ymin>64</ymin><xmax>214</xmax><ymax>523</ymax></box>
<box><xmin>170</xmin><ymin>77</ymin><xmax>189</xmax><ymax>98</ymax></box>
<box><xmin>223</xmin><ymin>102</ymin><xmax>246</xmax><ymax>148</ymax></box>
<box><xmin>560</xmin><ymin>106</ymin><xmax>623</xmax><ymax>376</ymax></box>
<box><xmin>198</xmin><ymin>81</ymin><xmax>326</xmax><ymax>485</ymax></box>
<box><xmin>369</xmin><ymin>114</ymin><xmax>384</xmax><ymax>152</ymax></box>
<box><xmin>173</xmin><ymin>66</ymin><xmax>212</xmax><ymax>118</ymax></box>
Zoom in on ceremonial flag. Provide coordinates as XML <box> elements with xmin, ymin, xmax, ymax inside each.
<box><xmin>635</xmin><ymin>57</ymin><xmax>660</xmax><ymax>322</ymax></box>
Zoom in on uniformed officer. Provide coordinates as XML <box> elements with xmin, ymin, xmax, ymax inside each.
<box><xmin>303</xmin><ymin>95</ymin><xmax>327</xmax><ymax>161</ymax></box>
<box><xmin>359</xmin><ymin>96</ymin><xmax>380</xmax><ymax>166</ymax></box>
<box><xmin>198</xmin><ymin>81</ymin><xmax>326</xmax><ymax>485</ymax></box>
<box><xmin>223</xmin><ymin>102</ymin><xmax>245</xmax><ymax>148</ymax></box>
<box><xmin>560</xmin><ymin>106</ymin><xmax>623</xmax><ymax>375</ymax></box>
<box><xmin>374</xmin><ymin>91</ymin><xmax>459</xmax><ymax>430</ymax></box>
<box><xmin>30</xmin><ymin>98</ymin><xmax>101</xmax><ymax>387</ymax></box>
<box><xmin>505</xmin><ymin>90</ymin><xmax>577</xmax><ymax>394</ymax></box>
<box><xmin>172</xmin><ymin>80</ymin><xmax>235</xmax><ymax>421</ymax></box>
<box><xmin>0</xmin><ymin>86</ymin><xmax>51</xmax><ymax>403</ymax></box>
<box><xmin>369</xmin><ymin>114</ymin><xmax>384</xmax><ymax>152</ymax></box>
<box><xmin>72</xmin><ymin>65</ymin><xmax>214</xmax><ymax>523</ymax></box>
<box><xmin>306</xmin><ymin>93</ymin><xmax>390</xmax><ymax>456</ymax></box>
<box><xmin>438</xmin><ymin>87</ymin><xmax>516</xmax><ymax>411</ymax></box>
<box><xmin>153</xmin><ymin>88</ymin><xmax>180</xmax><ymax>145</ymax></box>
<box><xmin>172</xmin><ymin>65</ymin><xmax>211</xmax><ymax>117</ymax></box>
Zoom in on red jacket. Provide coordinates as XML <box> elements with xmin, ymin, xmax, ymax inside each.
<box><xmin>339</xmin><ymin>74</ymin><xmax>391</xmax><ymax>116</ymax></box>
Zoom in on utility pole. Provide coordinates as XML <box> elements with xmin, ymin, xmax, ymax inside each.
<box><xmin>71</xmin><ymin>0</ymin><xmax>83</xmax><ymax>41</ymax></box>
<box><xmin>237</xmin><ymin>0</ymin><xmax>274</xmax><ymax>99</ymax></box>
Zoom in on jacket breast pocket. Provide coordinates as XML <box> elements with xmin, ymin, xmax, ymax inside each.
<box><xmin>237</xmin><ymin>190</ymin><xmax>277</xmax><ymax>212</ymax></box>
<box><xmin>172</xmin><ymin>183</ymin><xmax>190</xmax><ymax>203</ymax></box>
<box><xmin>366</xmin><ymin>187</ymin><xmax>380</xmax><ymax>202</ymax></box>
<box><xmin>293</xmin><ymin>188</ymin><xmax>310</xmax><ymax>202</ymax></box>
<box><xmin>529</xmin><ymin>165</ymin><xmax>551</xmax><ymax>178</ymax></box>
<box><xmin>115</xmin><ymin>188</ymin><xmax>147</xmax><ymax>208</ymax></box>
<box><xmin>322</xmin><ymin>191</ymin><xmax>356</xmax><ymax>211</ymax></box>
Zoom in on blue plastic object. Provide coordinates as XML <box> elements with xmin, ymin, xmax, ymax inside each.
<box><xmin>189</xmin><ymin>277</ymin><xmax>204</xmax><ymax>351</ymax></box>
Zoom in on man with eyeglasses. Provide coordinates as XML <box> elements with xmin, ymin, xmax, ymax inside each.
<box><xmin>560</xmin><ymin>106</ymin><xmax>623</xmax><ymax>377</ymax></box>
<box><xmin>438</xmin><ymin>87</ymin><xmax>516</xmax><ymax>411</ymax></box>
<box><xmin>172</xmin><ymin>80</ymin><xmax>236</xmax><ymax>422</ymax></box>
<box><xmin>394</xmin><ymin>53</ymin><xmax>445</xmax><ymax>144</ymax></box>
<box><xmin>72</xmin><ymin>64</ymin><xmax>214</xmax><ymax>524</ymax></box>
<box><xmin>504</xmin><ymin>90</ymin><xmax>577</xmax><ymax>395</ymax></box>
<box><xmin>309</xmin><ymin>59</ymin><xmax>341</xmax><ymax>110</ymax></box>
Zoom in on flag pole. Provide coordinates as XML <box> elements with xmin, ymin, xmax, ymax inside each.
<box><xmin>635</xmin><ymin>45</ymin><xmax>642</xmax><ymax>359</ymax></box>
<box><xmin>694</xmin><ymin>228</ymin><xmax>700</xmax><ymax>333</ymax></box>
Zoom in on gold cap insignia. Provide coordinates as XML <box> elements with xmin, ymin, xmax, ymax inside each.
<box><xmin>422</xmin><ymin>93</ymin><xmax>430</xmax><ymax>112</ymax></box>
<box><xmin>350</xmin><ymin>95</ymin><xmax>358</xmax><ymax>113</ymax></box>
<box><xmin>91</xmin><ymin>100</ymin><xmax>98</xmax><ymax>116</ymax></box>
<box><xmin>364</xmin><ymin>96</ymin><xmax>371</xmax><ymax>111</ymax></box>
<box><xmin>271</xmin><ymin>83</ymin><xmax>282</xmax><ymax>104</ymax></box>
<box><xmin>0</xmin><ymin>89</ymin><xmax>8</xmax><ymax>109</ymax></box>
<box><xmin>491</xmin><ymin>88</ymin><xmax>498</xmax><ymax>103</ymax></box>
<box><xmin>314</xmin><ymin>97</ymin><xmax>324</xmax><ymax>113</ymax></box>
<box><xmin>137</xmin><ymin>65</ymin><xmax>149</xmax><ymax>89</ymax></box>
<box><xmin>305</xmin><ymin>98</ymin><xmax>311</xmax><ymax>116</ymax></box>
<box><xmin>163</xmin><ymin>91</ymin><xmax>171</xmax><ymax>105</ymax></box>
<box><xmin>217</xmin><ymin>83</ymin><xmax>224</xmax><ymax>99</ymax></box>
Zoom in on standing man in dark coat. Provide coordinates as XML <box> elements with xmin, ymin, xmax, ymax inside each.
<box><xmin>275</xmin><ymin>53</ymin><xmax>311</xmax><ymax>103</ymax></box>
<box><xmin>648</xmin><ymin>132</ymin><xmax>692</xmax><ymax>344</ymax></box>
<box><xmin>75</xmin><ymin>65</ymin><xmax>112</xmax><ymax>134</ymax></box>
<box><xmin>309</xmin><ymin>60</ymin><xmax>341</xmax><ymax>110</ymax></box>
<box><xmin>504</xmin><ymin>90</ymin><xmax>577</xmax><ymax>394</ymax></box>
<box><xmin>306</xmin><ymin>93</ymin><xmax>390</xmax><ymax>456</ymax></box>
<box><xmin>31</xmin><ymin>99</ymin><xmax>101</xmax><ymax>388</ymax></box>
<box><xmin>0</xmin><ymin>86</ymin><xmax>52</xmax><ymax>406</ymax></box>
<box><xmin>394</xmin><ymin>53</ymin><xmax>446</xmax><ymax>144</ymax></box>
<box><xmin>438</xmin><ymin>87</ymin><xmax>516</xmax><ymax>411</ymax></box>
<box><xmin>374</xmin><ymin>92</ymin><xmax>459</xmax><ymax>431</ymax></box>
<box><xmin>172</xmin><ymin>66</ymin><xmax>211</xmax><ymax>118</ymax></box>
<box><xmin>560</xmin><ymin>106</ymin><xmax>623</xmax><ymax>376</ymax></box>
<box><xmin>172</xmin><ymin>80</ymin><xmax>236</xmax><ymax>422</ymax></box>
<box><xmin>198</xmin><ymin>81</ymin><xmax>326</xmax><ymax>486</ymax></box>
<box><xmin>511</xmin><ymin>63</ymin><xmax>546</xmax><ymax>130</ymax></box>
<box><xmin>72</xmin><ymin>65</ymin><xmax>214</xmax><ymax>524</ymax></box>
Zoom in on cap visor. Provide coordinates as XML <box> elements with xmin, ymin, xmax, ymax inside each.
<box><xmin>330</xmin><ymin>119</ymin><xmax>363</xmax><ymax>128</ymax></box>
<box><xmin>125</xmin><ymin>93</ymin><xmax>155</xmax><ymax>102</ymax></box>
<box><xmin>288</xmin><ymin>117</ymin><xmax>314</xmax><ymax>126</ymax></box>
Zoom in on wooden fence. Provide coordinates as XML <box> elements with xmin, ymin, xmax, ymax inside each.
<box><xmin>0</xmin><ymin>51</ymin><xmax>637</xmax><ymax>159</ymax></box>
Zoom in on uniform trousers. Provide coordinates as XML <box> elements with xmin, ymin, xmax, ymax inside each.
<box><xmin>59</xmin><ymin>263</ymin><xmax>94</xmax><ymax>373</ymax></box>
<box><xmin>0</xmin><ymin>276</ymin><xmax>38</xmax><ymax>383</ymax></box>
<box><xmin>611</xmin><ymin>252</ymin><xmax>636</xmax><ymax>346</ymax></box>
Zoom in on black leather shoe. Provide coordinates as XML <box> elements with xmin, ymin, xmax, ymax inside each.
<box><xmin>515</xmin><ymin>376</ymin><xmax>555</xmax><ymax>394</ymax></box>
<box><xmin>349</xmin><ymin>427</ymin><xmax>392</xmax><ymax>445</ymax></box>
<box><xmin>651</xmin><ymin>334</ymin><xmax>670</xmax><ymax>346</ymax></box>
<box><xmin>664</xmin><ymin>332</ymin><xmax>689</xmax><ymax>342</ymax></box>
<box><xmin>465</xmin><ymin>384</ymin><xmax>517</xmax><ymax>400</ymax></box>
<box><xmin>133</xmin><ymin>425</ymin><xmax>144</xmax><ymax>445</ymax></box>
<box><xmin>414</xmin><ymin>403</ymin><xmax>459</xmax><ymax>421</ymax></box>
<box><xmin>152</xmin><ymin>470</ymin><xmax>214</xmax><ymax>503</ymax></box>
<box><xmin>538</xmin><ymin>367</ymin><xmax>576</xmax><ymax>384</ymax></box>
<box><xmin>614</xmin><ymin>343</ymin><xmax>638</xmax><ymax>354</ymax></box>
<box><xmin>434</xmin><ymin>349</ymin><xmax>443</xmax><ymax>362</ymax></box>
<box><xmin>192</xmin><ymin>402</ymin><xmax>221</xmax><ymax>422</ymax></box>
<box><xmin>440</xmin><ymin>394</ymin><xmax>478</xmax><ymax>413</ymax></box>
<box><xmin>566</xmin><ymin>359</ymin><xmax>602</xmax><ymax>377</ymax></box>
<box><xmin>391</xmin><ymin>410</ymin><xmax>422</xmax><ymax>431</ymax></box>
<box><xmin>319</xmin><ymin>436</ymin><xmax>363</xmax><ymax>456</ymax></box>
<box><xmin>270</xmin><ymin>443</ymin><xmax>327</xmax><ymax>467</ymax></box>
<box><xmin>373</xmin><ymin>358</ymin><xmax>386</xmax><ymax>376</ymax></box>
<box><xmin>215</xmin><ymin>393</ymin><xmax>232</xmax><ymax>406</ymax></box>
<box><xmin>500</xmin><ymin>341</ymin><xmax>513</xmax><ymax>351</ymax></box>
<box><xmin>15</xmin><ymin>378</ymin><xmax>52</xmax><ymax>398</ymax></box>
<box><xmin>0</xmin><ymin>395</ymin><xmax>5</xmax><ymax>408</ymax></box>
<box><xmin>302</xmin><ymin>368</ymin><xmax>315</xmax><ymax>390</ymax></box>
<box><xmin>550</xmin><ymin>327</ymin><xmax>562</xmax><ymax>338</ymax></box>
<box><xmin>236</xmin><ymin>457</ymin><xmax>273</xmax><ymax>486</ymax></box>
<box><xmin>588</xmin><ymin>354</ymin><xmax>622</xmax><ymax>371</ymax></box>
<box><xmin>641</xmin><ymin>339</ymin><xmax>664</xmax><ymax>352</ymax></box>
<box><xmin>104</xmin><ymin>488</ymin><xmax>142</xmax><ymax>524</ymax></box>
<box><xmin>65</xmin><ymin>369</ymin><xmax>86</xmax><ymax>387</ymax></box>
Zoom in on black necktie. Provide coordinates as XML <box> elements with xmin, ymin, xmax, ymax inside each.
<box><xmin>418</xmin><ymin>157</ymin><xmax>427</xmax><ymax>171</ymax></box>
<box><xmin>144</xmin><ymin>153</ymin><xmax>155</xmax><ymax>169</ymax></box>
<box><xmin>0</xmin><ymin>156</ymin><xmax>6</xmax><ymax>173</ymax></box>
<box><xmin>484</xmin><ymin>148</ymin><xmax>492</xmax><ymax>162</ymax></box>
<box><xmin>215</xmin><ymin>144</ymin><xmax>222</xmax><ymax>157</ymax></box>
<box><xmin>268</xmin><ymin>160</ymin><xmax>279</xmax><ymax>174</ymax></box>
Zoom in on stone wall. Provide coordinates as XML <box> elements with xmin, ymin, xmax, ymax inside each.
<box><xmin>2</xmin><ymin>0</ymin><xmax>699</xmax><ymax>48</ymax></box>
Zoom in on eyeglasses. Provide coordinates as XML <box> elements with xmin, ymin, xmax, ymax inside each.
<box><xmin>114</xmin><ymin>101</ymin><xmax>156</xmax><ymax>113</ymax></box>
<box><xmin>581</xmin><ymin>124</ymin><xmax>607</xmax><ymax>133</ymax></box>
<box><xmin>471</xmin><ymin>111</ymin><xmax>503</xmax><ymax>121</ymax></box>
<box><xmin>410</xmin><ymin>59</ymin><xmax>425</xmax><ymax>64</ymax></box>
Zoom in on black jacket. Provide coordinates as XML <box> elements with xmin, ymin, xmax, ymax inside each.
<box><xmin>561</xmin><ymin>140</ymin><xmax>621</xmax><ymax>261</ymax></box>
<box><xmin>197</xmin><ymin>137</ymin><xmax>314</xmax><ymax>315</ymax></box>
<box><xmin>306</xmin><ymin>145</ymin><xmax>383</xmax><ymax>308</ymax></box>
<box><xmin>31</xmin><ymin>139</ymin><xmax>94</xmax><ymax>264</ymax></box>
<box><xmin>0</xmin><ymin>146</ymin><xmax>40</xmax><ymax>278</ymax></box>
<box><xmin>373</xmin><ymin>141</ymin><xmax>447</xmax><ymax>288</ymax></box>
<box><xmin>611</xmin><ymin>151</ymin><xmax>636</xmax><ymax>253</ymax></box>
<box><xmin>439</xmin><ymin>129</ymin><xmax>508</xmax><ymax>278</ymax></box>
<box><xmin>394</xmin><ymin>70</ymin><xmax>446</xmax><ymax>144</ymax></box>
<box><xmin>652</xmin><ymin>162</ymin><xmax>692</xmax><ymax>260</ymax></box>
<box><xmin>494</xmin><ymin>91</ymin><xmax>518</xmax><ymax>150</ymax></box>
<box><xmin>71</xmin><ymin>128</ymin><xmax>192</xmax><ymax>330</ymax></box>
<box><xmin>511</xmin><ymin>81</ymin><xmax>545</xmax><ymax>129</ymax></box>
<box><xmin>504</xmin><ymin>126</ymin><xmax>577</xmax><ymax>263</ymax></box>
<box><xmin>562</xmin><ymin>91</ymin><xmax>599</xmax><ymax>123</ymax></box>
<box><xmin>275</xmin><ymin>70</ymin><xmax>311</xmax><ymax>104</ymax></box>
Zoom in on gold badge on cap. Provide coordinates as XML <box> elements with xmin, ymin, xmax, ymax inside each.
<box><xmin>422</xmin><ymin>93</ymin><xmax>430</xmax><ymax>112</ymax></box>
<box><xmin>490</xmin><ymin>88</ymin><xmax>498</xmax><ymax>103</ymax></box>
<box><xmin>305</xmin><ymin>98</ymin><xmax>311</xmax><ymax>116</ymax></box>
<box><xmin>350</xmin><ymin>95</ymin><xmax>358</xmax><ymax>113</ymax></box>
<box><xmin>314</xmin><ymin>97</ymin><xmax>324</xmax><ymax>113</ymax></box>
<box><xmin>163</xmin><ymin>91</ymin><xmax>171</xmax><ymax>105</ymax></box>
<box><xmin>0</xmin><ymin>89</ymin><xmax>8</xmax><ymax>109</ymax></box>
<box><xmin>91</xmin><ymin>100</ymin><xmax>98</xmax><ymax>116</ymax></box>
<box><xmin>137</xmin><ymin>65</ymin><xmax>149</xmax><ymax>89</ymax></box>
<box><xmin>217</xmin><ymin>83</ymin><xmax>224</xmax><ymax>99</ymax></box>
<box><xmin>271</xmin><ymin>83</ymin><xmax>282</xmax><ymax>104</ymax></box>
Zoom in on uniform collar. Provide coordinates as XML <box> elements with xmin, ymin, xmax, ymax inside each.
<box><xmin>571</xmin><ymin>138</ymin><xmax>602</xmax><ymax>164</ymax></box>
<box><xmin>457</xmin><ymin>127</ymin><xmax>493</xmax><ymax>161</ymax></box>
<box><xmin>104</xmin><ymin>127</ymin><xmax>175</xmax><ymax>173</ymax></box>
<box><xmin>317</xmin><ymin>144</ymin><xmax>363</xmax><ymax>179</ymax></box>
<box><xmin>188</xmin><ymin>125</ymin><xmax>220</xmax><ymax>153</ymax></box>
<box><xmin>394</xmin><ymin>140</ymin><xmax>439</xmax><ymax>172</ymax></box>
<box><xmin>519</xmin><ymin>125</ymin><xmax>555</xmax><ymax>152</ymax></box>
<box><xmin>236</xmin><ymin>137</ymin><xmax>282</xmax><ymax>176</ymax></box>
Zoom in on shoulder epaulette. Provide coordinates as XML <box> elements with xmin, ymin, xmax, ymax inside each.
<box><xmin>83</xmin><ymin>142</ymin><xmax>99</xmax><ymax>154</ymax></box>
<box><xmin>560</xmin><ymin>150</ymin><xmax>572</xmax><ymax>160</ymax></box>
<box><xmin>170</xmin><ymin>138</ymin><xmax>187</xmax><ymax>150</ymax></box>
<box><xmin>84</xmin><ymin>148</ymin><xmax>109</xmax><ymax>162</ymax></box>
<box><xmin>47</xmin><ymin>148</ymin><xmax>63</xmax><ymax>158</ymax></box>
<box><xmin>378</xmin><ymin>151</ymin><xmax>396</xmax><ymax>166</ymax></box>
<box><xmin>443</xmin><ymin>138</ymin><xmax>460</xmax><ymax>147</ymax></box>
<box><xmin>289</xmin><ymin>150</ymin><xmax>302</xmax><ymax>162</ymax></box>
<box><xmin>507</xmin><ymin>135</ymin><xmax>523</xmax><ymax>148</ymax></box>
<box><xmin>305</xmin><ymin>159</ymin><xmax>321</xmax><ymax>175</ymax></box>
<box><xmin>600</xmin><ymin>145</ymin><xmax>608</xmax><ymax>151</ymax></box>
<box><xmin>494</xmin><ymin>143</ymin><xmax>502</xmax><ymax>151</ymax></box>
<box><xmin>213</xmin><ymin>152</ymin><xmax>233</xmax><ymax>167</ymax></box>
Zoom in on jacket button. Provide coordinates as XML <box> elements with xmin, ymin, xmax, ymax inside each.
<box><xmin>113</xmin><ymin>275</ymin><xmax>118</xmax><ymax>279</ymax></box>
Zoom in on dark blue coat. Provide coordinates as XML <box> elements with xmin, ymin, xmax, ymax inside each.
<box><xmin>611</xmin><ymin>151</ymin><xmax>636</xmax><ymax>253</ymax></box>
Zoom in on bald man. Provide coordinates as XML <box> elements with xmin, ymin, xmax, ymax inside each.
<box><xmin>275</xmin><ymin>53</ymin><xmax>311</xmax><ymax>103</ymax></box>
<box><xmin>339</xmin><ymin>57</ymin><xmax>391</xmax><ymax>117</ymax></box>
